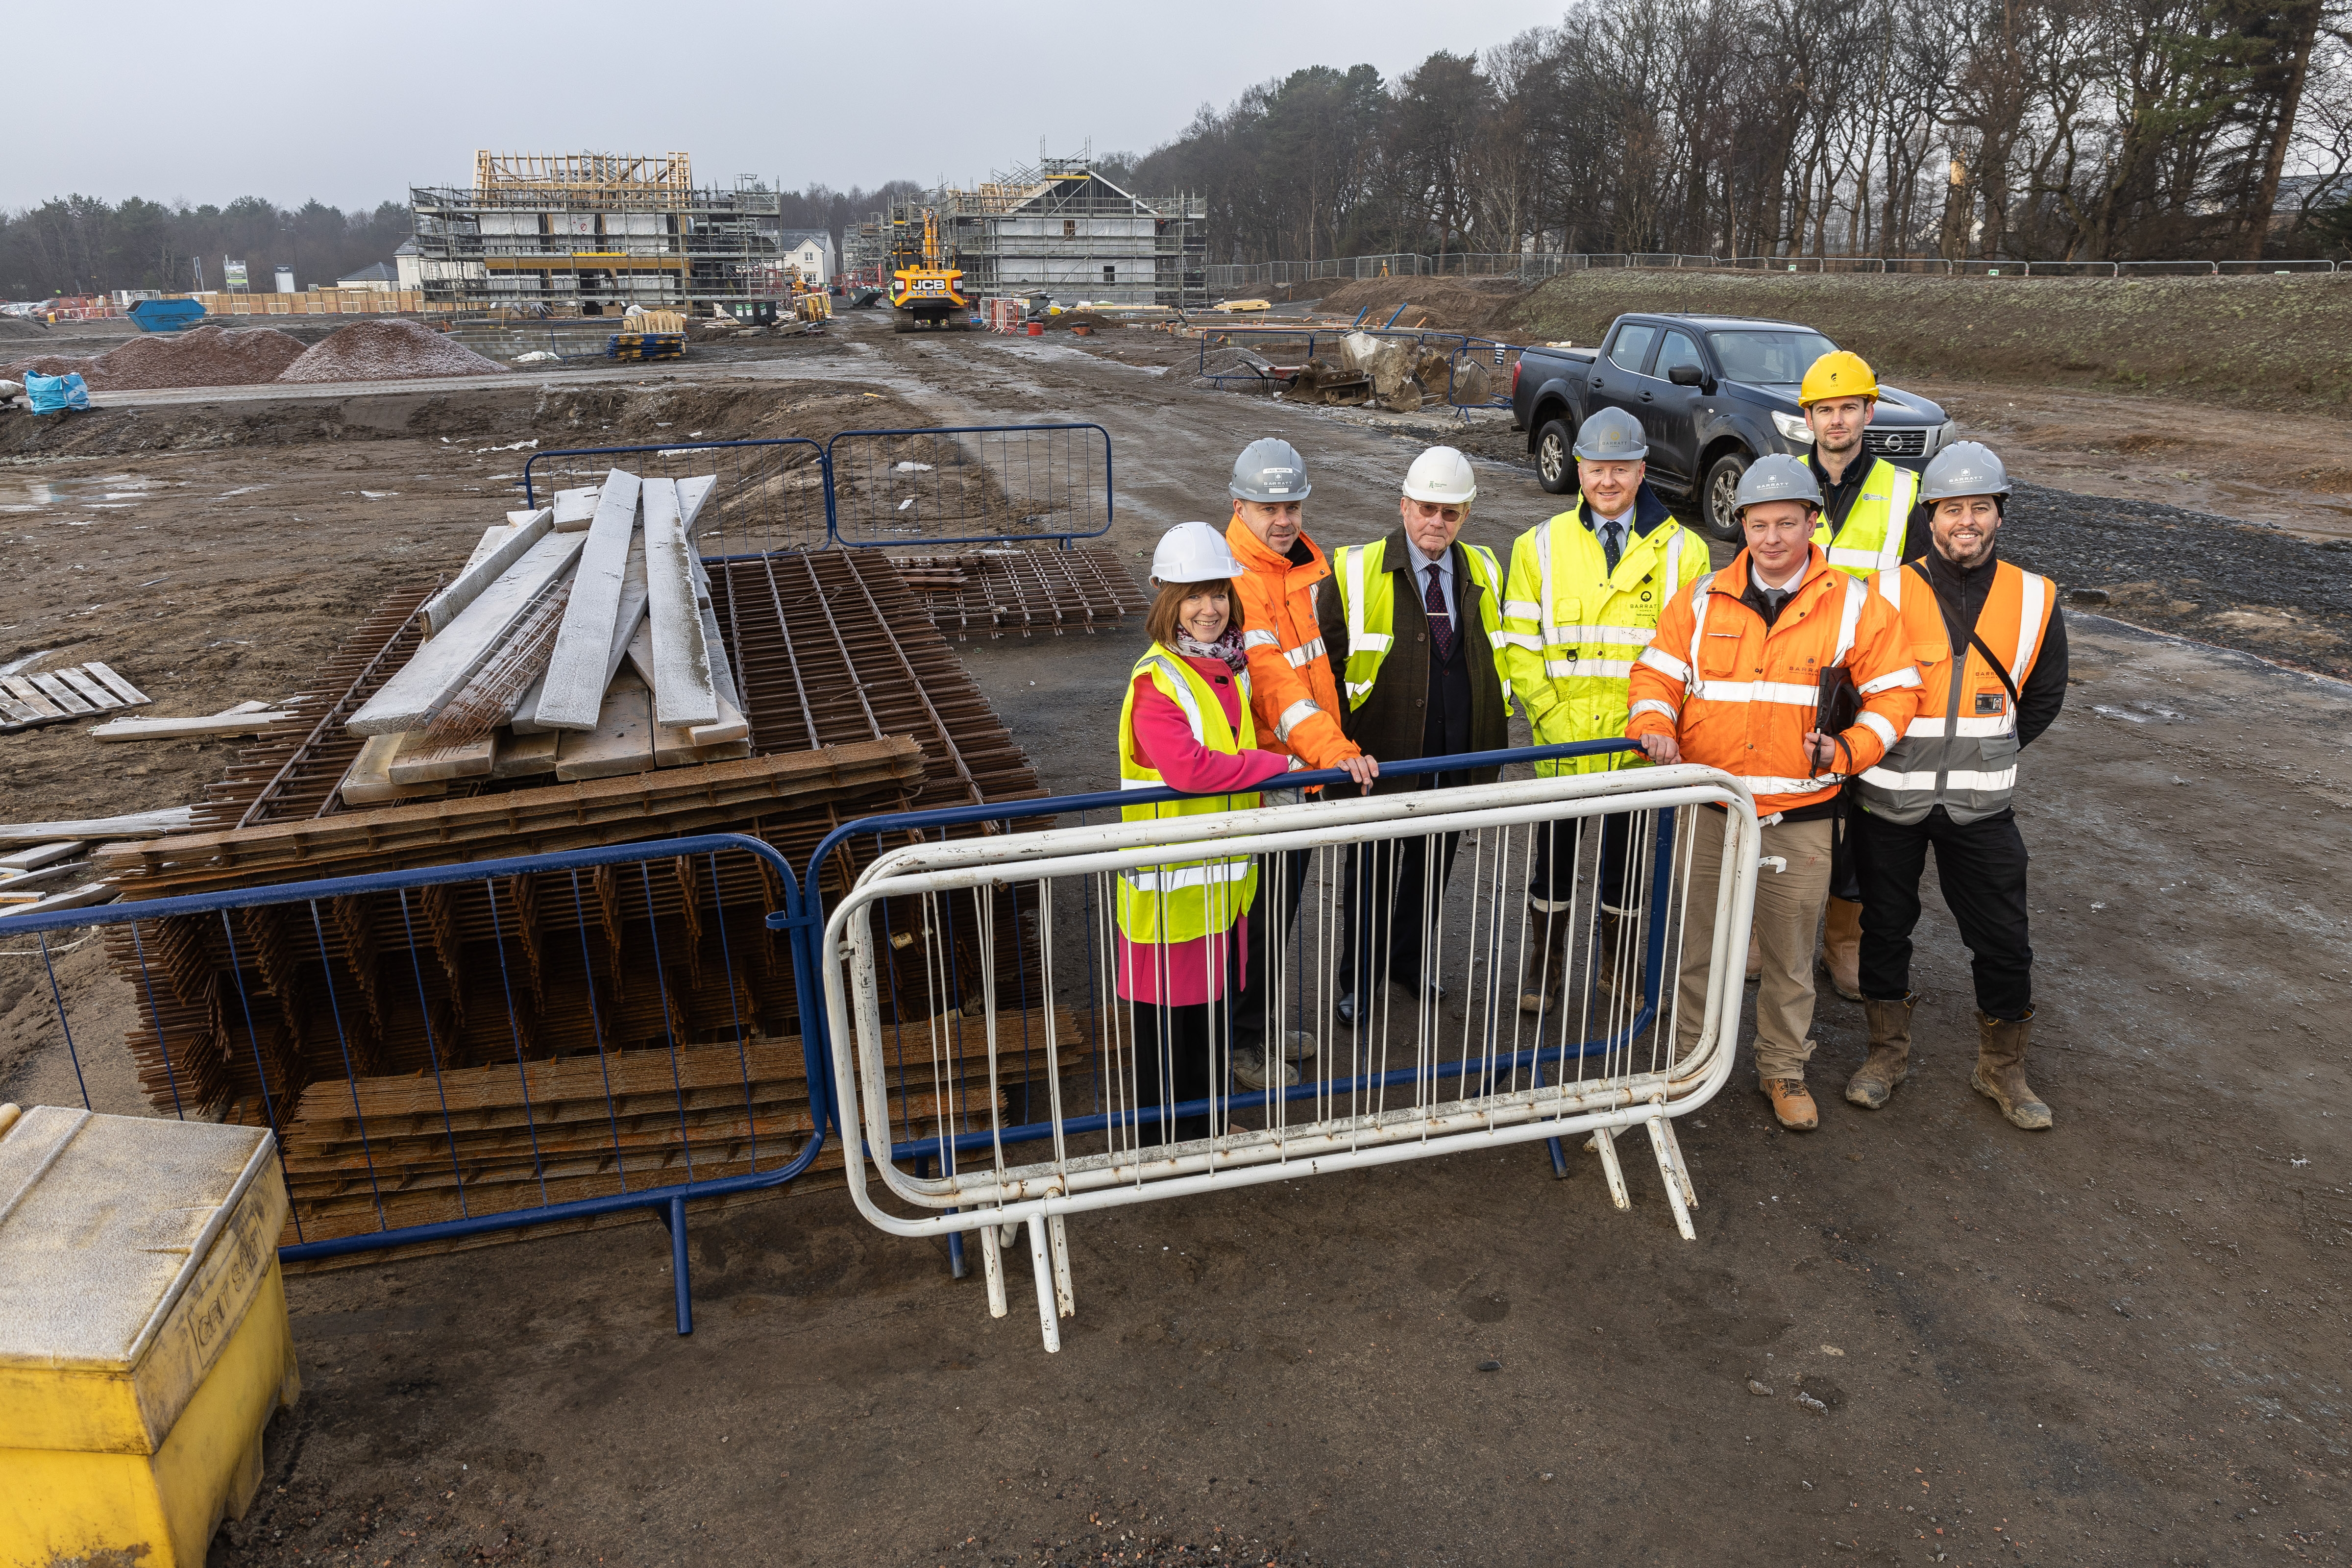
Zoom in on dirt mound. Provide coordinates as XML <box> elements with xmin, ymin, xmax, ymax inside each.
<box><xmin>276</xmin><ymin>319</ymin><xmax>509</xmax><ymax>384</ymax></box>
<box><xmin>0</xmin><ymin>324</ymin><xmax>307</xmax><ymax>391</ymax></box>
<box><xmin>1492</xmin><ymin>269</ymin><xmax>2352</xmax><ymax>415</ymax></box>
<box><xmin>0</xmin><ymin>315</ymin><xmax>49</xmax><ymax>339</ymax></box>
<box><xmin>1261</xmin><ymin>276</ymin><xmax>1528</xmax><ymax>336</ymax></box>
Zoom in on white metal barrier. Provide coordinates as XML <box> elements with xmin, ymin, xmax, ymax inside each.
<box><xmin>818</xmin><ymin>766</ymin><xmax>1762</xmax><ymax>1349</ymax></box>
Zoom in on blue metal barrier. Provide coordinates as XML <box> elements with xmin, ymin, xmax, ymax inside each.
<box><xmin>10</xmin><ymin>833</ymin><xmax>823</xmax><ymax>1337</ymax></box>
<box><xmin>521</xmin><ymin>437</ymin><xmax>830</xmax><ymax>558</ymax></box>
<box><xmin>821</xmin><ymin>423</ymin><xmax>1113</xmax><ymax>550</ymax></box>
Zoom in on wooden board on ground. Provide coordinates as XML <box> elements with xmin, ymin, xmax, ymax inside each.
<box><xmin>0</xmin><ymin>807</ymin><xmax>194</xmax><ymax>844</ymax></box>
<box><xmin>0</xmin><ymin>841</ymin><xmax>83</xmax><ymax>872</ymax></box>
<box><xmin>641</xmin><ymin>478</ymin><xmax>718</xmax><ymax>728</ymax></box>
<box><xmin>554</xmin><ymin>671</ymin><xmax>655</xmax><ymax>781</ymax></box>
<box><xmin>535</xmin><ymin>470</ymin><xmax>642</xmax><ymax>730</ymax></box>
<box><xmin>349</xmin><ymin>530</ymin><xmax>586</xmax><ymax>735</ymax></box>
<box><xmin>89</xmin><ymin>706</ymin><xmax>294</xmax><ymax>741</ymax></box>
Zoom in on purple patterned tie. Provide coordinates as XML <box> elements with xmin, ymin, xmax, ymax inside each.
<box><xmin>1425</xmin><ymin>564</ymin><xmax>1455</xmax><ymax>662</ymax></box>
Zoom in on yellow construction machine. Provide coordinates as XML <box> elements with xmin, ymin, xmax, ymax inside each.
<box><xmin>887</xmin><ymin>209</ymin><xmax>968</xmax><ymax>332</ymax></box>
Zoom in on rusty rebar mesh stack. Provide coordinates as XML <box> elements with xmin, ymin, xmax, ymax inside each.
<box><xmin>885</xmin><ymin>548</ymin><xmax>1148</xmax><ymax>640</ymax></box>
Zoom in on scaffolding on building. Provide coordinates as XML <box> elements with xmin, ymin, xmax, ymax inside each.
<box><xmin>409</xmin><ymin>151</ymin><xmax>786</xmax><ymax>313</ymax></box>
<box><xmin>873</xmin><ymin>157</ymin><xmax>1207</xmax><ymax>309</ymax></box>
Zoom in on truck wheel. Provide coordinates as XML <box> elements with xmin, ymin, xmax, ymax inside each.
<box><xmin>1535</xmin><ymin>418</ymin><xmax>1574</xmax><ymax>494</ymax></box>
<box><xmin>1701</xmin><ymin>450</ymin><xmax>1751</xmax><ymax>541</ymax></box>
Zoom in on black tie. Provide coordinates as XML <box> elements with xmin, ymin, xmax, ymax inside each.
<box><xmin>1601</xmin><ymin>520</ymin><xmax>1623</xmax><ymax>574</ymax></box>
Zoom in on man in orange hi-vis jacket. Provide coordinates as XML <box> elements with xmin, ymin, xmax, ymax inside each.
<box><xmin>1626</xmin><ymin>454</ymin><xmax>1920</xmax><ymax>1133</ymax></box>
<box><xmin>1219</xmin><ymin>437</ymin><xmax>1378</xmax><ymax>1076</ymax></box>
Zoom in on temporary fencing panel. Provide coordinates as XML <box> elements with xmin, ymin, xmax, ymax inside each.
<box><xmin>4</xmin><ymin>834</ymin><xmax>824</xmax><ymax>1336</ymax></box>
<box><xmin>823</xmin><ymin>423</ymin><xmax>1113</xmax><ymax>550</ymax></box>
<box><xmin>523</xmin><ymin>437</ymin><xmax>830</xmax><ymax>558</ymax></box>
<box><xmin>811</xmin><ymin>749</ymin><xmax>1762</xmax><ymax>1350</ymax></box>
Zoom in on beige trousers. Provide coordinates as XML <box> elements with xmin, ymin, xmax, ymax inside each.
<box><xmin>1673</xmin><ymin>807</ymin><xmax>1835</xmax><ymax>1081</ymax></box>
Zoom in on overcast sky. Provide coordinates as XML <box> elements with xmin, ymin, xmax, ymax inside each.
<box><xmin>9</xmin><ymin>1</ymin><xmax>1568</xmax><ymax>213</ymax></box>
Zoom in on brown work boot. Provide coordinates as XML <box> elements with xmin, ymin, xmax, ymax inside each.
<box><xmin>1519</xmin><ymin>902</ymin><xmax>1575</xmax><ymax>1013</ymax></box>
<box><xmin>1846</xmin><ymin>994</ymin><xmax>1914</xmax><ymax>1109</ymax></box>
<box><xmin>1820</xmin><ymin>897</ymin><xmax>1863</xmax><ymax>1002</ymax></box>
<box><xmin>1970</xmin><ymin>1010</ymin><xmax>2052</xmax><ymax>1130</ymax></box>
<box><xmin>1759</xmin><ymin>1077</ymin><xmax>1819</xmax><ymax>1131</ymax></box>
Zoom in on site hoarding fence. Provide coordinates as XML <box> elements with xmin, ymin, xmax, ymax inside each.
<box><xmin>808</xmin><ymin>745</ymin><xmax>1762</xmax><ymax>1352</ymax></box>
<box><xmin>4</xmin><ymin>834</ymin><xmax>829</xmax><ymax>1338</ymax></box>
<box><xmin>1207</xmin><ymin>252</ymin><xmax>2344</xmax><ymax>287</ymax></box>
<box><xmin>522</xmin><ymin>424</ymin><xmax>1116</xmax><ymax>557</ymax></box>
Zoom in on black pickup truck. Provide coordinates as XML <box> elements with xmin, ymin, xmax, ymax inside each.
<box><xmin>1510</xmin><ymin>313</ymin><xmax>1956</xmax><ymax>539</ymax></box>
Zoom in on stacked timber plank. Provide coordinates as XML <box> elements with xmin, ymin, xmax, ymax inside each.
<box><xmin>340</xmin><ymin>470</ymin><xmax>749</xmax><ymax>806</ymax></box>
<box><xmin>270</xmin><ymin>1008</ymin><xmax>1087</xmax><ymax>1243</ymax></box>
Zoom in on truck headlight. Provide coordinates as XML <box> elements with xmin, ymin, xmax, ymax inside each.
<box><xmin>1771</xmin><ymin>410</ymin><xmax>1813</xmax><ymax>445</ymax></box>
<box><xmin>1935</xmin><ymin>419</ymin><xmax>1958</xmax><ymax>452</ymax></box>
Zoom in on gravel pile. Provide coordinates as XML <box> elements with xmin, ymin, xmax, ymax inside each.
<box><xmin>274</xmin><ymin>319</ymin><xmax>508</xmax><ymax>383</ymax></box>
<box><xmin>0</xmin><ymin>324</ymin><xmax>307</xmax><ymax>391</ymax></box>
<box><xmin>0</xmin><ymin>316</ymin><xmax>49</xmax><ymax>339</ymax></box>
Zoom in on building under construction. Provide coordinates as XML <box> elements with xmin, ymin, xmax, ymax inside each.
<box><xmin>876</xmin><ymin>157</ymin><xmax>1208</xmax><ymax>309</ymax></box>
<box><xmin>408</xmin><ymin>152</ymin><xmax>786</xmax><ymax>313</ymax></box>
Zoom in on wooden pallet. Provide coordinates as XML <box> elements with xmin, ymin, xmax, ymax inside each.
<box><xmin>0</xmin><ymin>662</ymin><xmax>151</xmax><ymax>733</ymax></box>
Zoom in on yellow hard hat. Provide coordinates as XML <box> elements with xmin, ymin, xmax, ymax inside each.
<box><xmin>1799</xmin><ymin>349</ymin><xmax>1880</xmax><ymax>407</ymax></box>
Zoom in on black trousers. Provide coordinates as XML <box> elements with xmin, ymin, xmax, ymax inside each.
<box><xmin>1851</xmin><ymin>804</ymin><xmax>2033</xmax><ymax>1021</ymax></box>
<box><xmin>1131</xmin><ymin>991</ymin><xmax>1221</xmax><ymax>1145</ymax></box>
<box><xmin>1529</xmin><ymin>811</ymin><xmax>1635</xmax><ymax>913</ymax></box>
<box><xmin>1228</xmin><ymin>847</ymin><xmax>1312</xmax><ymax>1049</ymax></box>
<box><xmin>1342</xmin><ymin>830</ymin><xmax>1463</xmax><ymax>996</ymax></box>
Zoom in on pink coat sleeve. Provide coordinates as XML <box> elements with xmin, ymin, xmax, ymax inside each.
<box><xmin>1129</xmin><ymin>676</ymin><xmax>1291</xmax><ymax>794</ymax></box>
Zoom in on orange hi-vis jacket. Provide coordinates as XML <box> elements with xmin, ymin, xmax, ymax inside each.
<box><xmin>1225</xmin><ymin>516</ymin><xmax>1362</xmax><ymax>770</ymax></box>
<box><xmin>1626</xmin><ymin>543</ymin><xmax>1922</xmax><ymax>817</ymax></box>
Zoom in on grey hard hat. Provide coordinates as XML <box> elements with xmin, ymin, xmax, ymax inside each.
<box><xmin>1920</xmin><ymin>440</ymin><xmax>2011</xmax><ymax>504</ymax></box>
<box><xmin>1731</xmin><ymin>453</ymin><xmax>1825</xmax><ymax>518</ymax></box>
<box><xmin>1230</xmin><ymin>437</ymin><xmax>1311</xmax><ymax>503</ymax></box>
<box><xmin>1572</xmin><ymin>406</ymin><xmax>1647</xmax><ymax>461</ymax></box>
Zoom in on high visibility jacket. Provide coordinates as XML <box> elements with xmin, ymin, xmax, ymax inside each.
<box><xmin>1858</xmin><ymin>559</ymin><xmax>2056</xmax><ymax>826</ymax></box>
<box><xmin>1328</xmin><ymin>536</ymin><xmax>1509</xmax><ymax>709</ymax></box>
<box><xmin>1812</xmin><ymin>456</ymin><xmax>1920</xmax><ymax>579</ymax></box>
<box><xmin>1225</xmin><ymin>518</ymin><xmax>1360</xmax><ymax>769</ymax></box>
<box><xmin>1501</xmin><ymin>490</ymin><xmax>1707</xmax><ymax>777</ymax></box>
<box><xmin>1626</xmin><ymin>545</ymin><xmax>1922</xmax><ymax>817</ymax></box>
<box><xmin>1115</xmin><ymin>645</ymin><xmax>1261</xmax><ymax>945</ymax></box>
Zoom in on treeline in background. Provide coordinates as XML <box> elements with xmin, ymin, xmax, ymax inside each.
<box><xmin>1133</xmin><ymin>0</ymin><xmax>2352</xmax><ymax>264</ymax></box>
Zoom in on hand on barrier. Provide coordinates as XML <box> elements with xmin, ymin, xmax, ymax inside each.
<box><xmin>1635</xmin><ymin>732</ymin><xmax>1682</xmax><ymax>764</ymax></box>
<box><xmin>1334</xmin><ymin>753</ymin><xmax>1380</xmax><ymax>792</ymax></box>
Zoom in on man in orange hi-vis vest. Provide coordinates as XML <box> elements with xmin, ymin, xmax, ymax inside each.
<box><xmin>1626</xmin><ymin>455</ymin><xmax>1920</xmax><ymax>1133</ymax></box>
<box><xmin>1219</xmin><ymin>438</ymin><xmax>1378</xmax><ymax>1077</ymax></box>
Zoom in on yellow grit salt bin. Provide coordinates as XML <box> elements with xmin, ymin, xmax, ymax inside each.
<box><xmin>0</xmin><ymin>1103</ymin><xmax>300</xmax><ymax>1567</ymax></box>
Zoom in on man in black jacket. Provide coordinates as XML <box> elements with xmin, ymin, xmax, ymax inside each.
<box><xmin>1315</xmin><ymin>446</ymin><xmax>1513</xmax><ymax>1020</ymax></box>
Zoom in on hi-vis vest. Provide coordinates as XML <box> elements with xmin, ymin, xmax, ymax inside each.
<box><xmin>1329</xmin><ymin>539</ymin><xmax>1508</xmax><ymax>709</ymax></box>
<box><xmin>1812</xmin><ymin>456</ymin><xmax>1920</xmax><ymax>578</ymax></box>
<box><xmin>1115</xmin><ymin>646</ymin><xmax>1262</xmax><ymax>945</ymax></box>
<box><xmin>1858</xmin><ymin>560</ymin><xmax>2054</xmax><ymax>826</ymax></box>
<box><xmin>1501</xmin><ymin>503</ymin><xmax>1705</xmax><ymax>776</ymax></box>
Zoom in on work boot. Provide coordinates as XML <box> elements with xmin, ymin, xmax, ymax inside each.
<box><xmin>1820</xmin><ymin>897</ymin><xmax>1863</xmax><ymax>1002</ymax></box>
<box><xmin>1592</xmin><ymin>910</ymin><xmax>1628</xmax><ymax>996</ymax></box>
<box><xmin>1846</xmin><ymin>994</ymin><xmax>1914</xmax><ymax>1109</ymax></box>
<box><xmin>1519</xmin><ymin>902</ymin><xmax>1576</xmax><ymax>1013</ymax></box>
<box><xmin>1970</xmin><ymin>1010</ymin><xmax>2052</xmax><ymax>1130</ymax></box>
<box><xmin>1759</xmin><ymin>1077</ymin><xmax>1819</xmax><ymax>1131</ymax></box>
<box><xmin>1230</xmin><ymin>1045</ymin><xmax>1299</xmax><ymax>1093</ymax></box>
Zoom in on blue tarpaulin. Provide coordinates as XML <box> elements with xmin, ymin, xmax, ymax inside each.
<box><xmin>24</xmin><ymin>371</ymin><xmax>90</xmax><ymax>414</ymax></box>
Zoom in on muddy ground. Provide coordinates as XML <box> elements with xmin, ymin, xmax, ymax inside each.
<box><xmin>1</xmin><ymin>308</ymin><xmax>2348</xmax><ymax>1566</ymax></box>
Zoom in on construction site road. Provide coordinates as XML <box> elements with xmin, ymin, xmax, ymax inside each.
<box><xmin>3</xmin><ymin>308</ymin><xmax>2348</xmax><ymax>1566</ymax></box>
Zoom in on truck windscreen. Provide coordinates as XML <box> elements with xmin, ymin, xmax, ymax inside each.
<box><xmin>1707</xmin><ymin>330</ymin><xmax>1838</xmax><ymax>384</ymax></box>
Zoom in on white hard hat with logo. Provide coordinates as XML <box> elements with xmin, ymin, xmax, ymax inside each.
<box><xmin>1402</xmin><ymin>445</ymin><xmax>1477</xmax><ymax>505</ymax></box>
<box><xmin>1149</xmin><ymin>520</ymin><xmax>1247</xmax><ymax>586</ymax></box>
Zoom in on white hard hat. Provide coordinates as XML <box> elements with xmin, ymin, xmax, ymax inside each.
<box><xmin>1149</xmin><ymin>520</ymin><xmax>1246</xmax><ymax>586</ymax></box>
<box><xmin>1403</xmin><ymin>445</ymin><xmax>1477</xmax><ymax>506</ymax></box>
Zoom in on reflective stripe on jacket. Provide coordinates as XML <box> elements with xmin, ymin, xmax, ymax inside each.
<box><xmin>1225</xmin><ymin>517</ymin><xmax>1359</xmax><ymax>768</ymax></box>
<box><xmin>1501</xmin><ymin>495</ymin><xmax>1706</xmax><ymax>777</ymax></box>
<box><xmin>1857</xmin><ymin>559</ymin><xmax>2055</xmax><ymax>825</ymax></box>
<box><xmin>1812</xmin><ymin>456</ymin><xmax>1920</xmax><ymax>578</ymax></box>
<box><xmin>1625</xmin><ymin>544</ymin><xmax>1922</xmax><ymax>817</ymax></box>
<box><xmin>1116</xmin><ymin>646</ymin><xmax>1260</xmax><ymax>944</ymax></box>
<box><xmin>1330</xmin><ymin>537</ymin><xmax>1508</xmax><ymax>710</ymax></box>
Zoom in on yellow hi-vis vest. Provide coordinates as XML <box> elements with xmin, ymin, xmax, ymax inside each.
<box><xmin>1329</xmin><ymin>539</ymin><xmax>1508</xmax><ymax>710</ymax></box>
<box><xmin>1812</xmin><ymin>455</ymin><xmax>1921</xmax><ymax>579</ymax></box>
<box><xmin>1115</xmin><ymin>645</ymin><xmax>1262</xmax><ymax>946</ymax></box>
<box><xmin>1500</xmin><ymin>502</ymin><xmax>1706</xmax><ymax>776</ymax></box>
